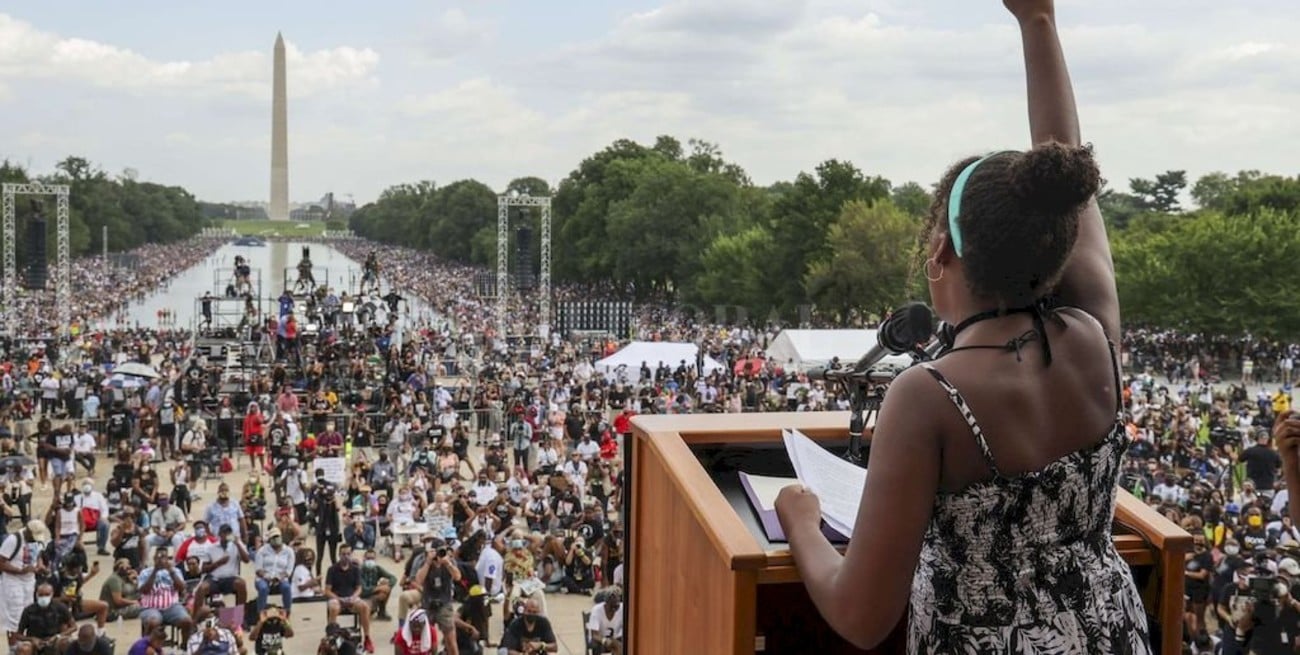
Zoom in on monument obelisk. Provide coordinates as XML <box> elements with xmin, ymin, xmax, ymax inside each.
<box><xmin>269</xmin><ymin>32</ymin><xmax>289</xmax><ymax>221</ymax></box>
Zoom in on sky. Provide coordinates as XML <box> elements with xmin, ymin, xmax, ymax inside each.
<box><xmin>0</xmin><ymin>1</ymin><xmax>1297</xmax><ymax>206</ymax></box>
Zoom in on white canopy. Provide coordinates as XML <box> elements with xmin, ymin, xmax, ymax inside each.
<box><xmin>595</xmin><ymin>341</ymin><xmax>725</xmax><ymax>382</ymax></box>
<box><xmin>766</xmin><ymin>329</ymin><xmax>913</xmax><ymax>374</ymax></box>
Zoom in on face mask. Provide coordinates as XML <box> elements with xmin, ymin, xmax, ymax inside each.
<box><xmin>218</xmin><ymin>494</ymin><xmax>229</xmax><ymax>502</ymax></box>
<box><xmin>195</xmin><ymin>528</ymin><xmax>207</xmax><ymax>539</ymax></box>
<box><xmin>1249</xmin><ymin>515</ymin><xmax>1263</xmax><ymax>528</ymax></box>
<box><xmin>36</xmin><ymin>596</ymin><xmax>51</xmax><ymax>608</ymax></box>
<box><xmin>1226</xmin><ymin>545</ymin><xmax>1241</xmax><ymax>555</ymax></box>
<box><xmin>363</xmin><ymin>560</ymin><xmax>376</xmax><ymax>569</ymax></box>
<box><xmin>81</xmin><ymin>485</ymin><xmax>92</xmax><ymax>494</ymax></box>
<box><xmin>399</xmin><ymin>494</ymin><xmax>411</xmax><ymax>502</ymax></box>
<box><xmin>270</xmin><ymin>537</ymin><xmax>281</xmax><ymax>547</ymax></box>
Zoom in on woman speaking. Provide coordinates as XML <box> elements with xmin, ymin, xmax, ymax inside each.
<box><xmin>775</xmin><ymin>1</ymin><xmax>1149</xmax><ymax>652</ymax></box>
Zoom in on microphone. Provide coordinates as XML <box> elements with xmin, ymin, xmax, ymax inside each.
<box><xmin>810</xmin><ymin>303</ymin><xmax>935</xmax><ymax>381</ymax></box>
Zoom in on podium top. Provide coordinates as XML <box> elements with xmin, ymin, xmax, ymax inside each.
<box><xmin>629</xmin><ymin>411</ymin><xmax>1189</xmax><ymax>574</ymax></box>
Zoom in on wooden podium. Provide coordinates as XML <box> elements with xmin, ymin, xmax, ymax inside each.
<box><xmin>625</xmin><ymin>412</ymin><xmax>1190</xmax><ymax>655</ymax></box>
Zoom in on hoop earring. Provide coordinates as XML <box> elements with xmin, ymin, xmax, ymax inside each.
<box><xmin>924</xmin><ymin>257</ymin><xmax>944</xmax><ymax>283</ymax></box>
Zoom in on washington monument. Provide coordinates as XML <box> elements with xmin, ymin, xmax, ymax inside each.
<box><xmin>270</xmin><ymin>32</ymin><xmax>288</xmax><ymax>221</ymax></box>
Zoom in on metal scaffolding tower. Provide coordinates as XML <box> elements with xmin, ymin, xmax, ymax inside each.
<box><xmin>495</xmin><ymin>192</ymin><xmax>551</xmax><ymax>338</ymax></box>
<box><xmin>2</xmin><ymin>183</ymin><xmax>70</xmax><ymax>337</ymax></box>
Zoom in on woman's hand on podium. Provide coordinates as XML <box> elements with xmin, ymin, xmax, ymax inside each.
<box><xmin>775</xmin><ymin>484</ymin><xmax>820</xmax><ymax>532</ymax></box>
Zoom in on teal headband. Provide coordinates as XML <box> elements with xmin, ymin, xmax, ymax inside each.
<box><xmin>946</xmin><ymin>152</ymin><xmax>1007</xmax><ymax>258</ymax></box>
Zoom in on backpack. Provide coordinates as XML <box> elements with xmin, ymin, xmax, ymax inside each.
<box><xmin>220</xmin><ymin>457</ymin><xmax>234</xmax><ymax>473</ymax></box>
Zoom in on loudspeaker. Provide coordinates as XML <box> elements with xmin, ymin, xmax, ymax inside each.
<box><xmin>24</xmin><ymin>217</ymin><xmax>47</xmax><ymax>290</ymax></box>
<box><xmin>515</xmin><ymin>226</ymin><xmax>535</xmax><ymax>291</ymax></box>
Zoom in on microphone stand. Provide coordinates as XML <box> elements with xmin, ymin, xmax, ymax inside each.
<box><xmin>840</xmin><ymin>341</ymin><xmax>941</xmax><ymax>465</ymax></box>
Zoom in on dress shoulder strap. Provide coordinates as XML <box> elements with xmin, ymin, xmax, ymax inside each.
<box><xmin>920</xmin><ymin>364</ymin><xmax>1003</xmax><ymax>479</ymax></box>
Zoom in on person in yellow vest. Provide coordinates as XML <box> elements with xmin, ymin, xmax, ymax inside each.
<box><xmin>1273</xmin><ymin>389</ymin><xmax>1291</xmax><ymax>416</ymax></box>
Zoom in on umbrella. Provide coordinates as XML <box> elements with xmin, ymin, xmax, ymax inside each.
<box><xmin>734</xmin><ymin>357</ymin><xmax>766</xmax><ymax>376</ymax></box>
<box><xmin>0</xmin><ymin>455</ymin><xmax>35</xmax><ymax>470</ymax></box>
<box><xmin>115</xmin><ymin>361</ymin><xmax>161</xmax><ymax>379</ymax></box>
<box><xmin>102</xmin><ymin>373</ymin><xmax>145</xmax><ymax>390</ymax></box>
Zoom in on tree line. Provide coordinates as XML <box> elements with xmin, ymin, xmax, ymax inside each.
<box><xmin>0</xmin><ymin>157</ymin><xmax>206</xmax><ymax>264</ymax></box>
<box><xmin>348</xmin><ymin>136</ymin><xmax>1300</xmax><ymax>337</ymax></box>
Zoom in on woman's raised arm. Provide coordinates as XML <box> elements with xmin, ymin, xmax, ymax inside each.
<box><xmin>1008</xmin><ymin>0</ymin><xmax>1120</xmax><ymax>337</ymax></box>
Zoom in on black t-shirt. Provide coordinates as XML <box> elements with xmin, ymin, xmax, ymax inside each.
<box><xmin>45</xmin><ymin>431</ymin><xmax>73</xmax><ymax>457</ymax></box>
<box><xmin>255</xmin><ymin>618</ymin><xmax>289</xmax><ymax>655</ymax></box>
<box><xmin>267</xmin><ymin>426</ymin><xmax>288</xmax><ymax>449</ymax></box>
<box><xmin>1242</xmin><ymin>445</ymin><xmax>1283</xmax><ymax>490</ymax></box>
<box><xmin>107</xmin><ymin>411</ymin><xmax>129</xmax><ymax>437</ymax></box>
<box><xmin>55</xmin><ymin>570</ymin><xmax>83</xmax><ymax>602</ymax></box>
<box><xmin>18</xmin><ymin>602</ymin><xmax>71</xmax><ymax>639</ymax></box>
<box><xmin>325</xmin><ymin>562</ymin><xmax>360</xmax><ymax>598</ymax></box>
<box><xmin>1185</xmin><ymin>551</ymin><xmax>1214</xmax><ymax>596</ymax></box>
<box><xmin>501</xmin><ymin>615</ymin><xmax>556</xmax><ymax>651</ymax></box>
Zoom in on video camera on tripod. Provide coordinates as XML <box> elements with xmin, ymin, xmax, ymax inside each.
<box><xmin>807</xmin><ymin>302</ymin><xmax>944</xmax><ymax>464</ymax></box>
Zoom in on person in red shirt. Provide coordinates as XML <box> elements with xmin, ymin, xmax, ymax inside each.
<box><xmin>393</xmin><ymin>608</ymin><xmax>437</xmax><ymax>655</ymax></box>
<box><xmin>612</xmin><ymin>408</ymin><xmax>636</xmax><ymax>438</ymax></box>
<box><xmin>242</xmin><ymin>402</ymin><xmax>266</xmax><ymax>472</ymax></box>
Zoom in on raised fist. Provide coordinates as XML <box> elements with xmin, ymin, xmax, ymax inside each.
<box><xmin>1004</xmin><ymin>0</ymin><xmax>1054</xmax><ymax>21</ymax></box>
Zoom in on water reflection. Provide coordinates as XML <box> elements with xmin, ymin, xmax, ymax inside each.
<box><xmin>116</xmin><ymin>240</ymin><xmax>434</xmax><ymax>329</ymax></box>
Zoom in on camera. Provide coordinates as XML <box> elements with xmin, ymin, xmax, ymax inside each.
<box><xmin>1248</xmin><ymin>574</ymin><xmax>1278</xmax><ymax>604</ymax></box>
<box><xmin>436</xmin><ymin>547</ymin><xmax>448</xmax><ymax>559</ymax></box>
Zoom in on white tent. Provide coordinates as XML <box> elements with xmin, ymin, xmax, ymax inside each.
<box><xmin>766</xmin><ymin>329</ymin><xmax>914</xmax><ymax>374</ymax></box>
<box><xmin>595</xmin><ymin>341</ymin><xmax>725</xmax><ymax>382</ymax></box>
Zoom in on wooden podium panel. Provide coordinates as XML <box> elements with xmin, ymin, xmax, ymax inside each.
<box><xmin>626</xmin><ymin>412</ymin><xmax>1190</xmax><ymax>655</ymax></box>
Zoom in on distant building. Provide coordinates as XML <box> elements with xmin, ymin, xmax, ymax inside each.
<box><xmin>288</xmin><ymin>192</ymin><xmax>355</xmax><ymax>221</ymax></box>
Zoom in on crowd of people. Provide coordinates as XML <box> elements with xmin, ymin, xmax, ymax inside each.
<box><xmin>0</xmin><ymin>233</ymin><xmax>1294</xmax><ymax>654</ymax></box>
<box><xmin>5</xmin><ymin>239</ymin><xmax>220</xmax><ymax>340</ymax></box>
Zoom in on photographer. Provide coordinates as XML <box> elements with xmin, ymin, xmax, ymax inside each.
<box><xmin>249</xmin><ymin>606</ymin><xmax>293</xmax><ymax>655</ymax></box>
<box><xmin>1217</xmin><ymin>557</ymin><xmax>1300</xmax><ymax>655</ymax></box>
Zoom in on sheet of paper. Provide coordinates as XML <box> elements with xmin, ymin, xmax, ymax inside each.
<box><xmin>739</xmin><ymin>472</ymin><xmax>799</xmax><ymax>511</ymax></box>
<box><xmin>783</xmin><ymin>428</ymin><xmax>867</xmax><ymax>536</ymax></box>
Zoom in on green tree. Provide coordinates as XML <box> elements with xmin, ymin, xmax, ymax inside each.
<box><xmin>805</xmin><ymin>200</ymin><xmax>920</xmax><ymax>324</ymax></box>
<box><xmin>505</xmin><ymin>177</ymin><xmax>550</xmax><ymax>197</ymax></box>
<box><xmin>604</xmin><ymin>157</ymin><xmax>750</xmax><ymax>296</ymax></box>
<box><xmin>1098</xmin><ymin>186</ymin><xmax>1147</xmax><ymax>230</ymax></box>
<box><xmin>690</xmin><ymin>225</ymin><xmax>776</xmax><ymax>321</ymax></box>
<box><xmin>763</xmin><ymin>159</ymin><xmax>891</xmax><ymax>316</ymax></box>
<box><xmin>1113</xmin><ymin>208</ymin><xmax>1300</xmax><ymax>337</ymax></box>
<box><xmin>552</xmin><ymin>139</ymin><xmax>659</xmax><ymax>283</ymax></box>
<box><xmin>425</xmin><ymin>180</ymin><xmax>496</xmax><ymax>262</ymax></box>
<box><xmin>1129</xmin><ymin>170</ymin><xmax>1186</xmax><ymax>213</ymax></box>
<box><xmin>890</xmin><ymin>181</ymin><xmax>932</xmax><ymax>219</ymax></box>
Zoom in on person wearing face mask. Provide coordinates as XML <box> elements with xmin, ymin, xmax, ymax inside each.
<box><xmin>202</xmin><ymin>484</ymin><xmax>248</xmax><ymax>541</ymax></box>
<box><xmin>343</xmin><ymin>512</ymin><xmax>375</xmax><ymax>552</ymax></box>
<box><xmin>500</xmin><ymin>598</ymin><xmax>556</xmax><ymax>655</ymax></box>
<box><xmin>324</xmin><ymin>547</ymin><xmax>374</xmax><ymax>653</ymax></box>
<box><xmin>98</xmin><ymin>559</ymin><xmax>142</xmax><ymax>622</ymax></box>
<box><xmin>15</xmin><ymin>583</ymin><xmax>75</xmax><ymax>653</ymax></box>
<box><xmin>175</xmin><ymin>521</ymin><xmax>217</xmax><ymax>565</ymax></box>
<box><xmin>145</xmin><ymin>495</ymin><xmax>186</xmax><ymax>565</ymax></box>
<box><xmin>1241</xmin><ymin>509</ymin><xmax>1270</xmax><ymax>552</ymax></box>
<box><xmin>73</xmin><ymin>480</ymin><xmax>110</xmax><ymax>557</ymax></box>
<box><xmin>470</xmin><ymin>474</ymin><xmax>496</xmax><ymax>508</ymax></box>
<box><xmin>357</xmin><ymin>550</ymin><xmax>397</xmax><ymax>622</ymax></box>
<box><xmin>369</xmin><ymin>453</ymin><xmax>395</xmax><ymax>497</ymax></box>
<box><xmin>253</xmin><ymin>528</ymin><xmax>295</xmax><ymax>617</ymax></box>
<box><xmin>1184</xmin><ymin>535</ymin><xmax>1213</xmax><ymax>637</ymax></box>
<box><xmin>312</xmin><ymin>471</ymin><xmax>341</xmax><ymax>576</ymax></box>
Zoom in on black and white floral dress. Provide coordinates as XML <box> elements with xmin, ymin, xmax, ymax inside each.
<box><xmin>908</xmin><ymin>364</ymin><xmax>1151</xmax><ymax>655</ymax></box>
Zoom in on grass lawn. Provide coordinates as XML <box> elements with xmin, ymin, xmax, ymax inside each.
<box><xmin>216</xmin><ymin>219</ymin><xmax>331</xmax><ymax>237</ymax></box>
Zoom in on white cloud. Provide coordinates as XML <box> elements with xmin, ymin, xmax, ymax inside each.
<box><xmin>419</xmin><ymin>8</ymin><xmax>495</xmax><ymax>62</ymax></box>
<box><xmin>0</xmin><ymin>13</ymin><xmax>378</xmax><ymax>99</ymax></box>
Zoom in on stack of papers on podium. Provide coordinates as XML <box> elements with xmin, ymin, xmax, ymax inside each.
<box><xmin>738</xmin><ymin>428</ymin><xmax>866</xmax><ymax>542</ymax></box>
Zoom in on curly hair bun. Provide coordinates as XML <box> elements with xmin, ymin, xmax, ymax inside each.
<box><xmin>1008</xmin><ymin>142</ymin><xmax>1101</xmax><ymax>216</ymax></box>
